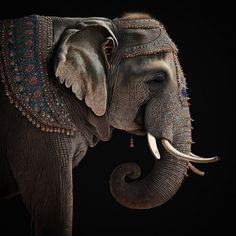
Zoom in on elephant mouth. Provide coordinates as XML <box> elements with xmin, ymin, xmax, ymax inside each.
<box><xmin>147</xmin><ymin>132</ymin><xmax>219</xmax><ymax>175</ymax></box>
<box><xmin>126</xmin><ymin>127</ymin><xmax>146</xmax><ymax>135</ymax></box>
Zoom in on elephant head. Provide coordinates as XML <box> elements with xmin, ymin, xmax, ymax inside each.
<box><xmin>54</xmin><ymin>13</ymin><xmax>219</xmax><ymax>209</ymax></box>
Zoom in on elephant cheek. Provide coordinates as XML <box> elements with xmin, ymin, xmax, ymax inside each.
<box><xmin>144</xmin><ymin>101</ymin><xmax>174</xmax><ymax>141</ymax></box>
<box><xmin>144</xmin><ymin>92</ymin><xmax>191</xmax><ymax>142</ymax></box>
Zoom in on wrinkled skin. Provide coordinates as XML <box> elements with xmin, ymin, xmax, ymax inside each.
<box><xmin>109</xmin><ymin>52</ymin><xmax>191</xmax><ymax>208</ymax></box>
<box><xmin>0</xmin><ymin>14</ymin><xmax>193</xmax><ymax>235</ymax></box>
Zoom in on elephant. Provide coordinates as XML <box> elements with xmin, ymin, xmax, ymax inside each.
<box><xmin>0</xmin><ymin>13</ymin><xmax>218</xmax><ymax>236</ymax></box>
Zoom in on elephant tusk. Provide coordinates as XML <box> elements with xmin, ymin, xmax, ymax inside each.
<box><xmin>161</xmin><ymin>139</ymin><xmax>219</xmax><ymax>163</ymax></box>
<box><xmin>147</xmin><ymin>132</ymin><xmax>160</xmax><ymax>159</ymax></box>
<box><xmin>190</xmin><ymin>152</ymin><xmax>208</xmax><ymax>159</ymax></box>
<box><xmin>189</xmin><ymin>163</ymin><xmax>205</xmax><ymax>176</ymax></box>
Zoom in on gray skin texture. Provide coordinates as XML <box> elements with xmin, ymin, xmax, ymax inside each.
<box><xmin>0</xmin><ymin>15</ymin><xmax>191</xmax><ymax>236</ymax></box>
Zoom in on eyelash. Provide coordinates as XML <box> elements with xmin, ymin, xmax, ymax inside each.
<box><xmin>153</xmin><ymin>72</ymin><xmax>166</xmax><ymax>83</ymax></box>
<box><xmin>145</xmin><ymin>71</ymin><xmax>168</xmax><ymax>93</ymax></box>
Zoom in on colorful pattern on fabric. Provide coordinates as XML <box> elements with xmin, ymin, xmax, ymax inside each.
<box><xmin>0</xmin><ymin>15</ymin><xmax>77</xmax><ymax>135</ymax></box>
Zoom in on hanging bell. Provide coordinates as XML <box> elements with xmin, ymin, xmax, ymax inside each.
<box><xmin>130</xmin><ymin>136</ymin><xmax>134</xmax><ymax>148</ymax></box>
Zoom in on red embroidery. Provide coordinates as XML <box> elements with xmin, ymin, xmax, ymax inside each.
<box><xmin>24</xmin><ymin>50</ymin><xmax>33</xmax><ymax>57</ymax></box>
<box><xmin>24</xmin><ymin>29</ymin><xmax>33</xmax><ymax>35</ymax></box>
<box><xmin>25</xmin><ymin>39</ymin><xmax>33</xmax><ymax>46</ymax></box>
<box><xmin>33</xmin><ymin>90</ymin><xmax>41</xmax><ymax>98</ymax></box>
<box><xmin>25</xmin><ymin>21</ymin><xmax>33</xmax><ymax>26</ymax></box>
<box><xmin>25</xmin><ymin>64</ymin><xmax>34</xmax><ymax>73</ymax></box>
<box><xmin>29</xmin><ymin>77</ymin><xmax>37</xmax><ymax>85</ymax></box>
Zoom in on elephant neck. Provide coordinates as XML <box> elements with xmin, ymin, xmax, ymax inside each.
<box><xmin>54</xmin><ymin>83</ymin><xmax>113</xmax><ymax>147</ymax></box>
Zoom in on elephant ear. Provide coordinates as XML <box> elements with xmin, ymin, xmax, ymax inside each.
<box><xmin>54</xmin><ymin>21</ymin><xmax>117</xmax><ymax>116</ymax></box>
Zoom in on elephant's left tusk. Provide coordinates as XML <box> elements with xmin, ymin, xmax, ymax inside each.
<box><xmin>161</xmin><ymin>139</ymin><xmax>219</xmax><ymax>163</ymax></box>
<box><xmin>189</xmin><ymin>163</ymin><xmax>205</xmax><ymax>176</ymax></box>
<box><xmin>147</xmin><ymin>132</ymin><xmax>160</xmax><ymax>159</ymax></box>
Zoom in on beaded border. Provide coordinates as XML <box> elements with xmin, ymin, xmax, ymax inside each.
<box><xmin>113</xmin><ymin>18</ymin><xmax>164</xmax><ymax>29</ymax></box>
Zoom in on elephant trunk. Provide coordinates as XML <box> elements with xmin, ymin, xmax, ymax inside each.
<box><xmin>109</xmin><ymin>138</ymin><xmax>190</xmax><ymax>209</ymax></box>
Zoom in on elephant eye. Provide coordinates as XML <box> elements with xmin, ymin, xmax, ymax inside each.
<box><xmin>153</xmin><ymin>71</ymin><xmax>166</xmax><ymax>83</ymax></box>
<box><xmin>146</xmin><ymin>71</ymin><xmax>167</xmax><ymax>93</ymax></box>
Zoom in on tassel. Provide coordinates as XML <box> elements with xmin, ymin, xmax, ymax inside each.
<box><xmin>130</xmin><ymin>135</ymin><xmax>134</xmax><ymax>148</ymax></box>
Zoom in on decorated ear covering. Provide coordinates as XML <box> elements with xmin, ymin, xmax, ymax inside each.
<box><xmin>55</xmin><ymin>19</ymin><xmax>118</xmax><ymax>116</ymax></box>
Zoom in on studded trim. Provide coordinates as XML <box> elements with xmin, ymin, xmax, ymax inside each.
<box><xmin>173</xmin><ymin>53</ymin><xmax>189</xmax><ymax>107</ymax></box>
<box><xmin>113</xmin><ymin>18</ymin><xmax>164</xmax><ymax>29</ymax></box>
<box><xmin>0</xmin><ymin>15</ymin><xmax>77</xmax><ymax>135</ymax></box>
<box><xmin>122</xmin><ymin>27</ymin><xmax>177</xmax><ymax>59</ymax></box>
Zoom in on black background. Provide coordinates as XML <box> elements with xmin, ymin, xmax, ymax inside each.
<box><xmin>0</xmin><ymin>1</ymin><xmax>234</xmax><ymax>235</ymax></box>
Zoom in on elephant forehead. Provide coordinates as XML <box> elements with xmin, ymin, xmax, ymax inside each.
<box><xmin>122</xmin><ymin>54</ymin><xmax>176</xmax><ymax>79</ymax></box>
<box><xmin>113</xmin><ymin>18</ymin><xmax>177</xmax><ymax>59</ymax></box>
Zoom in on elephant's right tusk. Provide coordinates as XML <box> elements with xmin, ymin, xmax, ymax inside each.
<box><xmin>190</xmin><ymin>152</ymin><xmax>208</xmax><ymax>159</ymax></box>
<box><xmin>189</xmin><ymin>163</ymin><xmax>205</xmax><ymax>176</ymax></box>
<box><xmin>147</xmin><ymin>132</ymin><xmax>160</xmax><ymax>159</ymax></box>
<box><xmin>161</xmin><ymin>139</ymin><xmax>219</xmax><ymax>163</ymax></box>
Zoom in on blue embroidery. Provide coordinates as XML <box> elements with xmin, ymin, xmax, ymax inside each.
<box><xmin>9</xmin><ymin>16</ymin><xmax>48</xmax><ymax>113</ymax></box>
<box><xmin>181</xmin><ymin>87</ymin><xmax>187</xmax><ymax>97</ymax></box>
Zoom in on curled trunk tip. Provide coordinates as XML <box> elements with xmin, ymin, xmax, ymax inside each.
<box><xmin>109</xmin><ymin>155</ymin><xmax>189</xmax><ymax>209</ymax></box>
